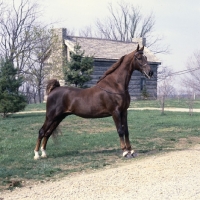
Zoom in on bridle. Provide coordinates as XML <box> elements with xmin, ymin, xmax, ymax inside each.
<box><xmin>134</xmin><ymin>51</ymin><xmax>151</xmax><ymax>79</ymax></box>
<box><xmin>134</xmin><ymin>51</ymin><xmax>148</xmax><ymax>68</ymax></box>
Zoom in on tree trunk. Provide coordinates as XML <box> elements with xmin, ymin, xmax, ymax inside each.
<box><xmin>161</xmin><ymin>96</ymin><xmax>165</xmax><ymax>115</ymax></box>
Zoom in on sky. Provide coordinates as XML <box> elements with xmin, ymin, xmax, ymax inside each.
<box><xmin>13</xmin><ymin>0</ymin><xmax>200</xmax><ymax>89</ymax></box>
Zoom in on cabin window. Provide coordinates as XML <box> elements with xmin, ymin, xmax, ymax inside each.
<box><xmin>140</xmin><ymin>78</ymin><xmax>146</xmax><ymax>91</ymax></box>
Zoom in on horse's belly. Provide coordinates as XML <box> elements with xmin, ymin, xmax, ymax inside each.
<box><xmin>64</xmin><ymin>97</ymin><xmax>111</xmax><ymax>118</ymax></box>
<box><xmin>73</xmin><ymin>106</ymin><xmax>111</xmax><ymax>118</ymax></box>
<box><xmin>63</xmin><ymin>88</ymin><xmax>126</xmax><ymax>118</ymax></box>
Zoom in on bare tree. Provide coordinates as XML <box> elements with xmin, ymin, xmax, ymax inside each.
<box><xmin>182</xmin><ymin>50</ymin><xmax>200</xmax><ymax>92</ymax></box>
<box><xmin>23</xmin><ymin>27</ymin><xmax>59</xmax><ymax>103</ymax></box>
<box><xmin>96</xmin><ymin>2</ymin><xmax>153</xmax><ymax>41</ymax></box>
<box><xmin>79</xmin><ymin>25</ymin><xmax>94</xmax><ymax>37</ymax></box>
<box><xmin>0</xmin><ymin>0</ymin><xmax>40</xmax><ymax>75</ymax></box>
<box><xmin>0</xmin><ymin>0</ymin><xmax>62</xmax><ymax>103</ymax></box>
<box><xmin>80</xmin><ymin>1</ymin><xmax>169</xmax><ymax>54</ymax></box>
<box><xmin>0</xmin><ymin>1</ymin><xmax>5</xmax><ymax>18</ymax></box>
<box><xmin>185</xmin><ymin>88</ymin><xmax>195</xmax><ymax>116</ymax></box>
<box><xmin>157</xmin><ymin>67</ymin><xmax>175</xmax><ymax>114</ymax></box>
<box><xmin>181</xmin><ymin>50</ymin><xmax>200</xmax><ymax>115</ymax></box>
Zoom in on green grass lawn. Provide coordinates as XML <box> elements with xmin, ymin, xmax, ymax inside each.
<box><xmin>130</xmin><ymin>98</ymin><xmax>200</xmax><ymax>109</ymax></box>
<box><xmin>23</xmin><ymin>99</ymin><xmax>200</xmax><ymax>112</ymax></box>
<box><xmin>24</xmin><ymin>103</ymin><xmax>46</xmax><ymax>111</ymax></box>
<box><xmin>1</xmin><ymin>101</ymin><xmax>200</xmax><ymax>191</ymax></box>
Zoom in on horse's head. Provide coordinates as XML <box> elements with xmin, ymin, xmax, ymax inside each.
<box><xmin>133</xmin><ymin>45</ymin><xmax>153</xmax><ymax>79</ymax></box>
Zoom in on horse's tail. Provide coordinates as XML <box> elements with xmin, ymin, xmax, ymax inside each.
<box><xmin>52</xmin><ymin>125</ymin><xmax>63</xmax><ymax>144</ymax></box>
<box><xmin>46</xmin><ymin>79</ymin><xmax>60</xmax><ymax>95</ymax></box>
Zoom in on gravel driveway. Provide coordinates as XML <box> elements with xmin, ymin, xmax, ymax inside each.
<box><xmin>1</xmin><ymin>145</ymin><xmax>200</xmax><ymax>200</ymax></box>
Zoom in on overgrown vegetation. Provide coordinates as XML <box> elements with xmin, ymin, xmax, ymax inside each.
<box><xmin>1</xmin><ymin>101</ymin><xmax>200</xmax><ymax>190</ymax></box>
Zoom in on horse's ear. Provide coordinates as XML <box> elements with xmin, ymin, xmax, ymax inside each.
<box><xmin>140</xmin><ymin>46</ymin><xmax>144</xmax><ymax>51</ymax></box>
<box><xmin>136</xmin><ymin>44</ymin><xmax>140</xmax><ymax>51</ymax></box>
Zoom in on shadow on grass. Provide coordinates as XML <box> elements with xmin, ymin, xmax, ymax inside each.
<box><xmin>50</xmin><ymin>147</ymin><xmax>163</xmax><ymax>159</ymax></box>
<box><xmin>52</xmin><ymin>148</ymin><xmax>122</xmax><ymax>158</ymax></box>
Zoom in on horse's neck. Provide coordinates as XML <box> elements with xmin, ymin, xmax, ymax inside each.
<box><xmin>106</xmin><ymin>61</ymin><xmax>133</xmax><ymax>90</ymax></box>
<box><xmin>117</xmin><ymin>63</ymin><xmax>133</xmax><ymax>88</ymax></box>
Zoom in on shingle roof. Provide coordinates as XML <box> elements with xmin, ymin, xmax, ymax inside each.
<box><xmin>64</xmin><ymin>36</ymin><xmax>161</xmax><ymax>64</ymax></box>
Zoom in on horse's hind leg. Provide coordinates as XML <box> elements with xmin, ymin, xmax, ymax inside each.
<box><xmin>34</xmin><ymin>119</ymin><xmax>52</xmax><ymax>160</ymax></box>
<box><xmin>40</xmin><ymin>119</ymin><xmax>63</xmax><ymax>158</ymax></box>
<box><xmin>34</xmin><ymin>114</ymin><xmax>66</xmax><ymax>160</ymax></box>
<box><xmin>34</xmin><ymin>126</ymin><xmax>45</xmax><ymax>160</ymax></box>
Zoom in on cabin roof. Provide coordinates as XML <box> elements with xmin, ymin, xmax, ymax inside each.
<box><xmin>64</xmin><ymin>36</ymin><xmax>161</xmax><ymax>64</ymax></box>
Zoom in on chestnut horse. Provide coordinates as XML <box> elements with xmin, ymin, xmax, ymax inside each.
<box><xmin>34</xmin><ymin>45</ymin><xmax>153</xmax><ymax>160</ymax></box>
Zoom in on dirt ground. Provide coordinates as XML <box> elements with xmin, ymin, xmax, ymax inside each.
<box><xmin>1</xmin><ymin>145</ymin><xmax>200</xmax><ymax>200</ymax></box>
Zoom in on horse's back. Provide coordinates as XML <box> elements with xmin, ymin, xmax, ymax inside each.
<box><xmin>46</xmin><ymin>86</ymin><xmax>112</xmax><ymax>118</ymax></box>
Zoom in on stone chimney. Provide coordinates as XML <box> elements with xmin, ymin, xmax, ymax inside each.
<box><xmin>47</xmin><ymin>28</ymin><xmax>67</xmax><ymax>81</ymax></box>
<box><xmin>43</xmin><ymin>28</ymin><xmax>67</xmax><ymax>102</ymax></box>
<box><xmin>132</xmin><ymin>37</ymin><xmax>146</xmax><ymax>46</ymax></box>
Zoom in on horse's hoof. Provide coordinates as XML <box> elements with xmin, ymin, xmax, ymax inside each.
<box><xmin>123</xmin><ymin>150</ymin><xmax>137</xmax><ymax>158</ymax></box>
<box><xmin>34</xmin><ymin>150</ymin><xmax>40</xmax><ymax>160</ymax></box>
<box><xmin>125</xmin><ymin>153</ymin><xmax>134</xmax><ymax>159</ymax></box>
<box><xmin>123</xmin><ymin>150</ymin><xmax>129</xmax><ymax>157</ymax></box>
<box><xmin>41</xmin><ymin>148</ymin><xmax>47</xmax><ymax>158</ymax></box>
<box><xmin>132</xmin><ymin>153</ymin><xmax>137</xmax><ymax>158</ymax></box>
<box><xmin>34</xmin><ymin>156</ymin><xmax>40</xmax><ymax>160</ymax></box>
<box><xmin>41</xmin><ymin>155</ymin><xmax>47</xmax><ymax>159</ymax></box>
<box><xmin>123</xmin><ymin>151</ymin><xmax>137</xmax><ymax>159</ymax></box>
<box><xmin>130</xmin><ymin>150</ymin><xmax>135</xmax><ymax>155</ymax></box>
<box><xmin>130</xmin><ymin>150</ymin><xmax>137</xmax><ymax>157</ymax></box>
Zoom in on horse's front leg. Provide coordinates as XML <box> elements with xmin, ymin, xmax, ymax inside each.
<box><xmin>112</xmin><ymin>110</ymin><xmax>127</xmax><ymax>157</ymax></box>
<box><xmin>122</xmin><ymin>110</ymin><xmax>135</xmax><ymax>157</ymax></box>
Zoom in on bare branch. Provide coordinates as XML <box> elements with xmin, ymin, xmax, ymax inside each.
<box><xmin>182</xmin><ymin>51</ymin><xmax>200</xmax><ymax>93</ymax></box>
<box><xmin>139</xmin><ymin>13</ymin><xmax>155</xmax><ymax>37</ymax></box>
<box><xmin>79</xmin><ymin>0</ymin><xmax>169</xmax><ymax>54</ymax></box>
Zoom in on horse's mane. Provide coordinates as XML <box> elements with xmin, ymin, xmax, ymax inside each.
<box><xmin>97</xmin><ymin>55</ymin><xmax>126</xmax><ymax>83</ymax></box>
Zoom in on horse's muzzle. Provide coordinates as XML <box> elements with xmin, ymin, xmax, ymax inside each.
<box><xmin>149</xmin><ymin>70</ymin><xmax>154</xmax><ymax>77</ymax></box>
<box><xmin>143</xmin><ymin>70</ymin><xmax>153</xmax><ymax>79</ymax></box>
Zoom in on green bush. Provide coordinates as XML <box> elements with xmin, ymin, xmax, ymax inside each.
<box><xmin>0</xmin><ymin>59</ymin><xmax>27</xmax><ymax>117</ymax></box>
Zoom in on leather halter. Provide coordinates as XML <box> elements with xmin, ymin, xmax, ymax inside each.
<box><xmin>134</xmin><ymin>51</ymin><xmax>148</xmax><ymax>68</ymax></box>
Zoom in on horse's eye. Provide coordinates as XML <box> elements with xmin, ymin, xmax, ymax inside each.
<box><xmin>137</xmin><ymin>56</ymin><xmax>142</xmax><ymax>60</ymax></box>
